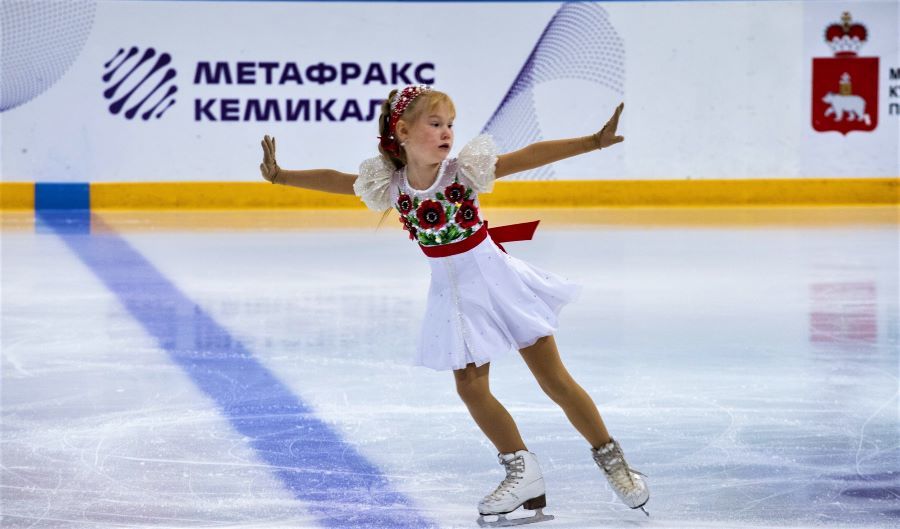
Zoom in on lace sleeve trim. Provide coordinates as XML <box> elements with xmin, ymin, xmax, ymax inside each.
<box><xmin>457</xmin><ymin>134</ymin><xmax>499</xmax><ymax>194</ymax></box>
<box><xmin>354</xmin><ymin>155</ymin><xmax>396</xmax><ymax>211</ymax></box>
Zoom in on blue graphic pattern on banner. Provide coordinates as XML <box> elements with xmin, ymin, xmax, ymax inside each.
<box><xmin>0</xmin><ymin>0</ymin><xmax>97</xmax><ymax>111</ymax></box>
<box><xmin>483</xmin><ymin>2</ymin><xmax>625</xmax><ymax>180</ymax></box>
<box><xmin>36</xmin><ymin>210</ymin><xmax>437</xmax><ymax>529</ymax></box>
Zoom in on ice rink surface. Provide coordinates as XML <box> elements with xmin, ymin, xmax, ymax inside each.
<box><xmin>2</xmin><ymin>207</ymin><xmax>898</xmax><ymax>529</ymax></box>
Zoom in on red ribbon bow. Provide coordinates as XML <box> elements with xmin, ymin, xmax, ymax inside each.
<box><xmin>485</xmin><ymin>220</ymin><xmax>540</xmax><ymax>254</ymax></box>
<box><xmin>418</xmin><ymin>220</ymin><xmax>541</xmax><ymax>258</ymax></box>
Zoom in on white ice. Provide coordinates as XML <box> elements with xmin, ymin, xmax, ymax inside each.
<box><xmin>2</xmin><ymin>209</ymin><xmax>898</xmax><ymax>528</ymax></box>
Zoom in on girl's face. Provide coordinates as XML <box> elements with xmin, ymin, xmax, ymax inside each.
<box><xmin>398</xmin><ymin>103</ymin><xmax>455</xmax><ymax>164</ymax></box>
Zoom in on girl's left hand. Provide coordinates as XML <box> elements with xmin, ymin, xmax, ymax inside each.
<box><xmin>592</xmin><ymin>102</ymin><xmax>624</xmax><ymax>149</ymax></box>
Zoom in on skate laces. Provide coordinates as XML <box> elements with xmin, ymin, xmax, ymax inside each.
<box><xmin>485</xmin><ymin>454</ymin><xmax>525</xmax><ymax>501</ymax></box>
<box><xmin>592</xmin><ymin>440</ymin><xmax>645</xmax><ymax>494</ymax></box>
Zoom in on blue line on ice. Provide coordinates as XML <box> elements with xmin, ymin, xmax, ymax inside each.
<box><xmin>37</xmin><ymin>210</ymin><xmax>437</xmax><ymax>529</ymax></box>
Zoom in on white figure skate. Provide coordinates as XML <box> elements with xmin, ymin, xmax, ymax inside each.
<box><xmin>591</xmin><ymin>437</ymin><xmax>650</xmax><ymax>516</ymax></box>
<box><xmin>476</xmin><ymin>450</ymin><xmax>554</xmax><ymax>527</ymax></box>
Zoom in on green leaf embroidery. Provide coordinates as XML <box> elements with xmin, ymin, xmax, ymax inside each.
<box><xmin>465</xmin><ymin>228</ymin><xmax>473</xmax><ymax>237</ymax></box>
<box><xmin>464</xmin><ymin>189</ymin><xmax>472</xmax><ymax>199</ymax></box>
<box><xmin>418</xmin><ymin>231</ymin><xmax>437</xmax><ymax>245</ymax></box>
<box><xmin>436</xmin><ymin>192</ymin><xmax>445</xmax><ymax>200</ymax></box>
<box><xmin>413</xmin><ymin>196</ymin><xmax>420</xmax><ymax>208</ymax></box>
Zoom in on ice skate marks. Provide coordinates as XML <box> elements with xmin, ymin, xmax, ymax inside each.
<box><xmin>35</xmin><ymin>210</ymin><xmax>437</xmax><ymax>529</ymax></box>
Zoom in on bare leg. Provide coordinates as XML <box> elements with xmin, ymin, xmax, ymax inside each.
<box><xmin>454</xmin><ymin>362</ymin><xmax>528</xmax><ymax>454</ymax></box>
<box><xmin>520</xmin><ymin>335</ymin><xmax>611</xmax><ymax>448</ymax></box>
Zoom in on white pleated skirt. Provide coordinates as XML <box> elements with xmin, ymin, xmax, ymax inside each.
<box><xmin>414</xmin><ymin>232</ymin><xmax>583</xmax><ymax>371</ymax></box>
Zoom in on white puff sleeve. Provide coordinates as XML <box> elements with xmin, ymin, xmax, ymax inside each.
<box><xmin>457</xmin><ymin>134</ymin><xmax>499</xmax><ymax>194</ymax></box>
<box><xmin>354</xmin><ymin>155</ymin><xmax>396</xmax><ymax>211</ymax></box>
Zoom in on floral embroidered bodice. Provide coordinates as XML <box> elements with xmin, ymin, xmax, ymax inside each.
<box><xmin>391</xmin><ymin>159</ymin><xmax>485</xmax><ymax>245</ymax></box>
<box><xmin>354</xmin><ymin>135</ymin><xmax>499</xmax><ymax>247</ymax></box>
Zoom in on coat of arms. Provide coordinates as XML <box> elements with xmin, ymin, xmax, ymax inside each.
<box><xmin>811</xmin><ymin>12</ymin><xmax>878</xmax><ymax>134</ymax></box>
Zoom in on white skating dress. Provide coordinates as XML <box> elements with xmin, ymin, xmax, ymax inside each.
<box><xmin>354</xmin><ymin>134</ymin><xmax>582</xmax><ymax>371</ymax></box>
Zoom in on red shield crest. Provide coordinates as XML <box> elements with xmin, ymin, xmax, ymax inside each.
<box><xmin>811</xmin><ymin>12</ymin><xmax>879</xmax><ymax>135</ymax></box>
<box><xmin>812</xmin><ymin>56</ymin><xmax>879</xmax><ymax>134</ymax></box>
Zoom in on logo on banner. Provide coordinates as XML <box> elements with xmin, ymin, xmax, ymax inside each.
<box><xmin>98</xmin><ymin>51</ymin><xmax>437</xmax><ymax>123</ymax></box>
<box><xmin>102</xmin><ymin>46</ymin><xmax>178</xmax><ymax>120</ymax></box>
<box><xmin>811</xmin><ymin>12</ymin><xmax>878</xmax><ymax>134</ymax></box>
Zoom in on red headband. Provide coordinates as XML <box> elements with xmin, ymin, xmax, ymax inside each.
<box><xmin>378</xmin><ymin>84</ymin><xmax>432</xmax><ymax>156</ymax></box>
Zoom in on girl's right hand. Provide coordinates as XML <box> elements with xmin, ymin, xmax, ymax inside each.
<box><xmin>259</xmin><ymin>135</ymin><xmax>281</xmax><ymax>183</ymax></box>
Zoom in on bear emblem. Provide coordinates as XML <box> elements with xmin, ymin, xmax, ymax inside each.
<box><xmin>821</xmin><ymin>92</ymin><xmax>871</xmax><ymax>126</ymax></box>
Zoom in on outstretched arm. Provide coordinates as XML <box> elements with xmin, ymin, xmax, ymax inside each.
<box><xmin>259</xmin><ymin>135</ymin><xmax>357</xmax><ymax>195</ymax></box>
<box><xmin>494</xmin><ymin>103</ymin><xmax>624</xmax><ymax>179</ymax></box>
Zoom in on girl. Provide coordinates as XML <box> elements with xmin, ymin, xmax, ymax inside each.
<box><xmin>259</xmin><ymin>84</ymin><xmax>648</xmax><ymax>527</ymax></box>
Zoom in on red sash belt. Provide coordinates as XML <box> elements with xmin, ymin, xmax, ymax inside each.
<box><xmin>418</xmin><ymin>220</ymin><xmax>540</xmax><ymax>258</ymax></box>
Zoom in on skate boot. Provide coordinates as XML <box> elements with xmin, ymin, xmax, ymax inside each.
<box><xmin>591</xmin><ymin>437</ymin><xmax>650</xmax><ymax>516</ymax></box>
<box><xmin>476</xmin><ymin>450</ymin><xmax>554</xmax><ymax>527</ymax></box>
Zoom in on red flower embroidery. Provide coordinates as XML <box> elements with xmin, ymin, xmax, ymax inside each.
<box><xmin>396</xmin><ymin>193</ymin><xmax>413</xmax><ymax>214</ymax></box>
<box><xmin>443</xmin><ymin>182</ymin><xmax>466</xmax><ymax>203</ymax></box>
<box><xmin>398</xmin><ymin>216</ymin><xmax>417</xmax><ymax>240</ymax></box>
<box><xmin>454</xmin><ymin>199</ymin><xmax>480</xmax><ymax>229</ymax></box>
<box><xmin>416</xmin><ymin>199</ymin><xmax>447</xmax><ymax>230</ymax></box>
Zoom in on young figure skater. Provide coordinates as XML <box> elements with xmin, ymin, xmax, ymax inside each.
<box><xmin>259</xmin><ymin>84</ymin><xmax>648</xmax><ymax>527</ymax></box>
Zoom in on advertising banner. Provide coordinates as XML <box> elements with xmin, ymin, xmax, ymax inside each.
<box><xmin>2</xmin><ymin>1</ymin><xmax>897</xmax><ymax>183</ymax></box>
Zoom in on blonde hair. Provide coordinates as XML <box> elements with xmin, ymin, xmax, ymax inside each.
<box><xmin>375</xmin><ymin>88</ymin><xmax>456</xmax><ymax>229</ymax></box>
<box><xmin>377</xmin><ymin>88</ymin><xmax>456</xmax><ymax>170</ymax></box>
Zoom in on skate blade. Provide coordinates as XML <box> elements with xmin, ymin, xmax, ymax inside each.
<box><xmin>477</xmin><ymin>508</ymin><xmax>554</xmax><ymax>527</ymax></box>
<box><xmin>633</xmin><ymin>495</ymin><xmax>650</xmax><ymax>517</ymax></box>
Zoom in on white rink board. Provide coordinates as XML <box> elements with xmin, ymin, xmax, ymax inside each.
<box><xmin>1</xmin><ymin>0</ymin><xmax>898</xmax><ymax>183</ymax></box>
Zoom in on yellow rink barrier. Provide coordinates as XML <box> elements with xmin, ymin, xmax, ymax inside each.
<box><xmin>1</xmin><ymin>178</ymin><xmax>897</xmax><ymax>210</ymax></box>
<box><xmin>0</xmin><ymin>183</ymin><xmax>35</xmax><ymax>210</ymax></box>
<box><xmin>480</xmin><ymin>178</ymin><xmax>899</xmax><ymax>207</ymax></box>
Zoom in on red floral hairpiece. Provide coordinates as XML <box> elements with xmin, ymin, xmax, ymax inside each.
<box><xmin>378</xmin><ymin>84</ymin><xmax>432</xmax><ymax>156</ymax></box>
